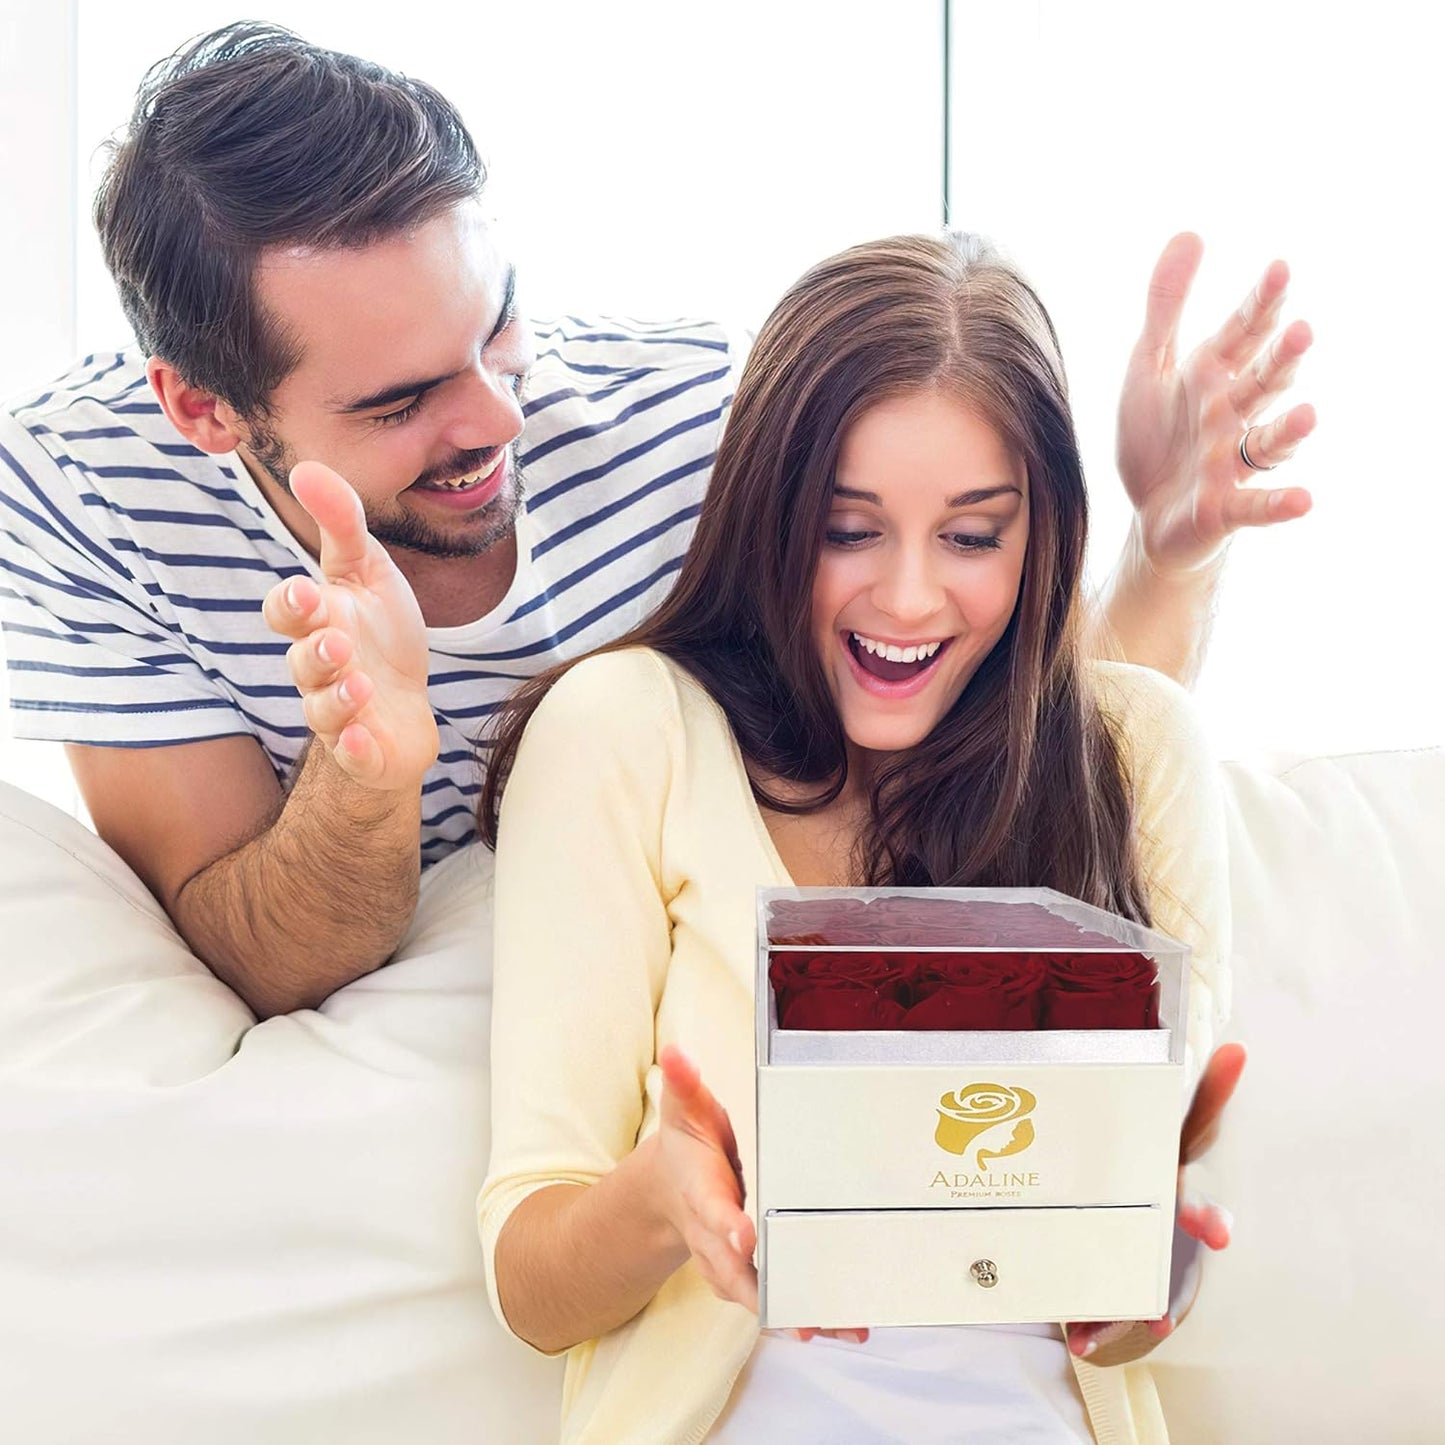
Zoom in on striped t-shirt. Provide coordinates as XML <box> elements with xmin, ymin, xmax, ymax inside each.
<box><xmin>0</xmin><ymin>318</ymin><xmax>738</xmax><ymax>865</ymax></box>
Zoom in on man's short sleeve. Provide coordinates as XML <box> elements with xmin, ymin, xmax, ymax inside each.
<box><xmin>0</xmin><ymin>415</ymin><xmax>251</xmax><ymax>748</ymax></box>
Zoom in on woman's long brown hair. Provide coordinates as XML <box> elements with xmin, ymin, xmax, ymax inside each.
<box><xmin>481</xmin><ymin>233</ymin><xmax>1150</xmax><ymax>923</ymax></box>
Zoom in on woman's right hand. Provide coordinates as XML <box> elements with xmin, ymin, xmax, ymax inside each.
<box><xmin>656</xmin><ymin>1045</ymin><xmax>759</xmax><ymax>1312</ymax></box>
<box><xmin>656</xmin><ymin>1047</ymin><xmax>869</xmax><ymax>1345</ymax></box>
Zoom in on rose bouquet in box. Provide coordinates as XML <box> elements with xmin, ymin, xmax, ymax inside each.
<box><xmin>765</xmin><ymin>893</ymin><xmax>1160</xmax><ymax>1032</ymax></box>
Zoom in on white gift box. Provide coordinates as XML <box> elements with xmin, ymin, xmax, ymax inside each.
<box><xmin>754</xmin><ymin>886</ymin><xmax>1190</xmax><ymax>1328</ymax></box>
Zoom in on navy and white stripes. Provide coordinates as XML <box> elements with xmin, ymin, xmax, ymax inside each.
<box><xmin>0</xmin><ymin>318</ymin><xmax>738</xmax><ymax>862</ymax></box>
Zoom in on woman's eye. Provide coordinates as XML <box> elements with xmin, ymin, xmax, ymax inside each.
<box><xmin>824</xmin><ymin>528</ymin><xmax>1003</xmax><ymax>551</ymax></box>
<box><xmin>947</xmin><ymin>533</ymin><xmax>1003</xmax><ymax>553</ymax></box>
<box><xmin>375</xmin><ymin>397</ymin><xmax>424</xmax><ymax>428</ymax></box>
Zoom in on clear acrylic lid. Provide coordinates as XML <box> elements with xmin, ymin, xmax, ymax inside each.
<box><xmin>760</xmin><ymin>884</ymin><xmax>1183</xmax><ymax>954</ymax></box>
<box><xmin>756</xmin><ymin>886</ymin><xmax>1188</xmax><ymax>1067</ymax></box>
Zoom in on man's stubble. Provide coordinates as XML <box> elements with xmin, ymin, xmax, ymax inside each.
<box><xmin>246</xmin><ymin>417</ymin><xmax>525</xmax><ymax>562</ymax></box>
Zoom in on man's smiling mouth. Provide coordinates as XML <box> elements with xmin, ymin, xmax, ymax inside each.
<box><xmin>411</xmin><ymin>448</ymin><xmax>506</xmax><ymax>493</ymax></box>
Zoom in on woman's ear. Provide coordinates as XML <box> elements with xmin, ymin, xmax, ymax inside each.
<box><xmin>146</xmin><ymin>357</ymin><xmax>248</xmax><ymax>455</ymax></box>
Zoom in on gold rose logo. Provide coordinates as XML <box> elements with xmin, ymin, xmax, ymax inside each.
<box><xmin>935</xmin><ymin>1083</ymin><xmax>1037</xmax><ymax>1169</ymax></box>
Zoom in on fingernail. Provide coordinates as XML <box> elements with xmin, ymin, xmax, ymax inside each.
<box><xmin>844</xmin><ymin>1330</ymin><xmax>867</xmax><ymax>1345</ymax></box>
<box><xmin>727</xmin><ymin>1231</ymin><xmax>741</xmax><ymax>1254</ymax></box>
<box><xmin>1081</xmin><ymin>1338</ymin><xmax>1098</xmax><ymax>1358</ymax></box>
<box><xmin>1214</xmin><ymin>1206</ymin><xmax>1235</xmax><ymax>1245</ymax></box>
<box><xmin>285</xmin><ymin>580</ymin><xmax>300</xmax><ymax>610</ymax></box>
<box><xmin>337</xmin><ymin>678</ymin><xmax>352</xmax><ymax>704</ymax></box>
<box><xmin>317</xmin><ymin>636</ymin><xmax>335</xmax><ymax>665</ymax></box>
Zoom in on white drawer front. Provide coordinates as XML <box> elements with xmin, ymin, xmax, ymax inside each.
<box><xmin>757</xmin><ymin>1062</ymin><xmax>1182</xmax><ymax>1211</ymax></box>
<box><xmin>760</xmin><ymin>1204</ymin><xmax>1166</xmax><ymax>1328</ymax></box>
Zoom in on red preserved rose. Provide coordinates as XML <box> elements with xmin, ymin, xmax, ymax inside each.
<box><xmin>901</xmin><ymin>952</ymin><xmax>1049</xmax><ymax>1029</ymax></box>
<box><xmin>1042</xmin><ymin>952</ymin><xmax>1159</xmax><ymax>1030</ymax></box>
<box><xmin>768</xmin><ymin>951</ymin><xmax>908</xmax><ymax>1030</ymax></box>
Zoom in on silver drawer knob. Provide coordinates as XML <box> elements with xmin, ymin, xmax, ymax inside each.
<box><xmin>970</xmin><ymin>1258</ymin><xmax>999</xmax><ymax>1289</ymax></box>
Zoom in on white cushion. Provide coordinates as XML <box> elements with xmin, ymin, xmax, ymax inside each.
<box><xmin>0</xmin><ymin>781</ymin><xmax>562</xmax><ymax>1443</ymax></box>
<box><xmin>1153</xmin><ymin>746</ymin><xmax>1445</xmax><ymax>1440</ymax></box>
<box><xmin>3</xmin><ymin>744</ymin><xmax>1442</xmax><ymax>1442</ymax></box>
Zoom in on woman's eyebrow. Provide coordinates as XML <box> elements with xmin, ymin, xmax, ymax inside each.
<box><xmin>947</xmin><ymin>485</ymin><xmax>1022</xmax><ymax>507</ymax></box>
<box><xmin>831</xmin><ymin>485</ymin><xmax>1022</xmax><ymax>506</ymax></box>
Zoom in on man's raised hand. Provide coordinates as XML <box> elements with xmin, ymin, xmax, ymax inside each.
<box><xmin>262</xmin><ymin>461</ymin><xmax>438</xmax><ymax>790</ymax></box>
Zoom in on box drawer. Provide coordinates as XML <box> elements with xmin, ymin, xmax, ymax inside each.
<box><xmin>760</xmin><ymin>1204</ymin><xmax>1166</xmax><ymax>1328</ymax></box>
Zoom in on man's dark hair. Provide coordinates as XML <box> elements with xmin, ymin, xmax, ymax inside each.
<box><xmin>94</xmin><ymin>22</ymin><xmax>486</xmax><ymax>418</ymax></box>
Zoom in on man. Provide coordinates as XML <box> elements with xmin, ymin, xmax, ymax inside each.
<box><xmin>0</xmin><ymin>22</ymin><xmax>1313</xmax><ymax>1027</ymax></box>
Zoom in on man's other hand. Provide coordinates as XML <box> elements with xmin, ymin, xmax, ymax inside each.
<box><xmin>263</xmin><ymin>461</ymin><xmax>438</xmax><ymax>790</ymax></box>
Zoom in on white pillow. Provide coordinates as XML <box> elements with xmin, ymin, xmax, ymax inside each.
<box><xmin>0</xmin><ymin>781</ymin><xmax>563</xmax><ymax>1444</ymax></box>
<box><xmin>1153</xmin><ymin>747</ymin><xmax>1445</xmax><ymax>1441</ymax></box>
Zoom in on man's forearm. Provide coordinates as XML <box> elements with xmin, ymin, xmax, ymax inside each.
<box><xmin>1089</xmin><ymin>524</ymin><xmax>1229</xmax><ymax>690</ymax></box>
<box><xmin>173</xmin><ymin>739</ymin><xmax>422</xmax><ymax>1017</ymax></box>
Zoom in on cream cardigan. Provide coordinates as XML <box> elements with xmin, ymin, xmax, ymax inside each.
<box><xmin>479</xmin><ymin>648</ymin><xmax>1230</xmax><ymax>1445</ymax></box>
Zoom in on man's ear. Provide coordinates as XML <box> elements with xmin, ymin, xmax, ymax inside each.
<box><xmin>146</xmin><ymin>357</ymin><xmax>248</xmax><ymax>455</ymax></box>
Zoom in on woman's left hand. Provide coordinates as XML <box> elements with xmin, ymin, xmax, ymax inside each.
<box><xmin>1064</xmin><ymin>1041</ymin><xmax>1247</xmax><ymax>1365</ymax></box>
<box><xmin>1116</xmin><ymin>234</ymin><xmax>1315</xmax><ymax>577</ymax></box>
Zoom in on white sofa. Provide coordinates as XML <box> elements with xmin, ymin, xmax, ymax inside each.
<box><xmin>1156</xmin><ymin>745</ymin><xmax>1445</xmax><ymax>1442</ymax></box>
<box><xmin>1</xmin><ymin>745</ymin><xmax>1441</xmax><ymax>1443</ymax></box>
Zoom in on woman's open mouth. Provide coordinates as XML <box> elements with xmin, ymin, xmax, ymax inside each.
<box><xmin>844</xmin><ymin>630</ymin><xmax>952</xmax><ymax>696</ymax></box>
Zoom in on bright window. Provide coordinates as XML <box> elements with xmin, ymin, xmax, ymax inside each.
<box><xmin>947</xmin><ymin>0</ymin><xmax>1443</xmax><ymax>756</ymax></box>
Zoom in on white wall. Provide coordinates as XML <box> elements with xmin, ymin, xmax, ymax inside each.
<box><xmin>0</xmin><ymin>0</ymin><xmax>75</xmax><ymax>397</ymax></box>
<box><xmin>73</xmin><ymin>0</ymin><xmax>945</xmax><ymax>336</ymax></box>
<box><xmin>949</xmin><ymin>0</ymin><xmax>1444</xmax><ymax>758</ymax></box>
<box><xmin>0</xmin><ymin>0</ymin><xmax>79</xmax><ymax>811</ymax></box>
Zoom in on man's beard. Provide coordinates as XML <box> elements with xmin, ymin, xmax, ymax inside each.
<box><xmin>371</xmin><ymin>465</ymin><xmax>523</xmax><ymax>560</ymax></box>
<box><xmin>245</xmin><ymin>419</ymin><xmax>524</xmax><ymax>561</ymax></box>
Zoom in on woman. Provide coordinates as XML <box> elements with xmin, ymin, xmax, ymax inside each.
<box><xmin>477</xmin><ymin>233</ymin><xmax>1231</xmax><ymax>1443</ymax></box>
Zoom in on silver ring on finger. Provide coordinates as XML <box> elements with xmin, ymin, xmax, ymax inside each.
<box><xmin>1239</xmin><ymin>427</ymin><xmax>1275</xmax><ymax>472</ymax></box>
